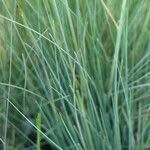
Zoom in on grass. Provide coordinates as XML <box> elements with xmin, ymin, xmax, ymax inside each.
<box><xmin>0</xmin><ymin>0</ymin><xmax>149</xmax><ymax>149</ymax></box>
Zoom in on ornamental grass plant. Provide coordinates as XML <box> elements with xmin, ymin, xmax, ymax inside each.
<box><xmin>0</xmin><ymin>0</ymin><xmax>149</xmax><ymax>149</ymax></box>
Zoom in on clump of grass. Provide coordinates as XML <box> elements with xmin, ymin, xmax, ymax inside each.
<box><xmin>0</xmin><ymin>0</ymin><xmax>149</xmax><ymax>149</ymax></box>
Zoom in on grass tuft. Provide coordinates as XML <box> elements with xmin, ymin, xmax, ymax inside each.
<box><xmin>0</xmin><ymin>0</ymin><xmax>149</xmax><ymax>149</ymax></box>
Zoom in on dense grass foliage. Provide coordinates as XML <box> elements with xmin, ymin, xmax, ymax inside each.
<box><xmin>0</xmin><ymin>0</ymin><xmax>149</xmax><ymax>149</ymax></box>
